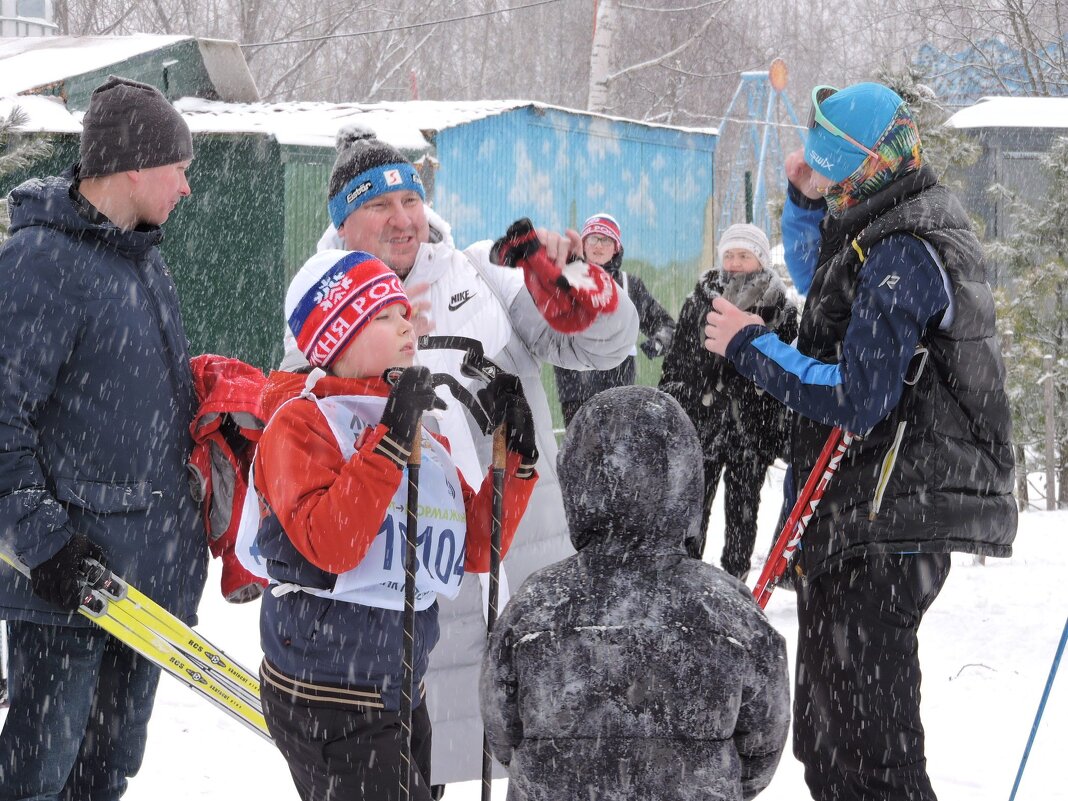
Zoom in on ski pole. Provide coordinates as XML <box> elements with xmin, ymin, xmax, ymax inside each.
<box><xmin>400</xmin><ymin>434</ymin><xmax>422</xmax><ymax>801</ymax></box>
<box><xmin>0</xmin><ymin>619</ymin><xmax>8</xmax><ymax>709</ymax></box>
<box><xmin>753</xmin><ymin>427</ymin><xmax>855</xmax><ymax>608</ymax></box>
<box><xmin>481</xmin><ymin>424</ymin><xmax>507</xmax><ymax>801</ymax></box>
<box><xmin>1008</xmin><ymin>615</ymin><xmax>1068</xmax><ymax>801</ymax></box>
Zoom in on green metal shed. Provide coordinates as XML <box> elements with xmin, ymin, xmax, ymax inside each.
<box><xmin>0</xmin><ymin>34</ymin><xmax>258</xmax><ymax>107</ymax></box>
<box><xmin>3</xmin><ymin>37</ymin><xmax>720</xmax><ymax>407</ymax></box>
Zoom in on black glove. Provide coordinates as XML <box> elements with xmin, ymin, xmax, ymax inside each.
<box><xmin>29</xmin><ymin>533</ymin><xmax>104</xmax><ymax>611</ymax></box>
<box><xmin>640</xmin><ymin>325</ymin><xmax>674</xmax><ymax>359</ymax></box>
<box><xmin>376</xmin><ymin>366</ymin><xmax>445</xmax><ymax>467</ymax></box>
<box><xmin>489</xmin><ymin>218</ymin><xmax>542</xmax><ymax>269</ymax></box>
<box><xmin>477</xmin><ymin>373</ymin><xmax>538</xmax><ymax>465</ymax></box>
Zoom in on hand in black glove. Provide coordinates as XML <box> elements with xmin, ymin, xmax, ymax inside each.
<box><xmin>376</xmin><ymin>366</ymin><xmax>446</xmax><ymax>467</ymax></box>
<box><xmin>29</xmin><ymin>533</ymin><xmax>104</xmax><ymax>611</ymax></box>
<box><xmin>489</xmin><ymin>218</ymin><xmax>542</xmax><ymax>269</ymax></box>
<box><xmin>640</xmin><ymin>325</ymin><xmax>675</xmax><ymax>359</ymax></box>
<box><xmin>477</xmin><ymin>372</ymin><xmax>538</xmax><ymax>465</ymax></box>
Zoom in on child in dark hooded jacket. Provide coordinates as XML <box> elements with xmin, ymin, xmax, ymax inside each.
<box><xmin>480</xmin><ymin>386</ymin><xmax>789</xmax><ymax>801</ymax></box>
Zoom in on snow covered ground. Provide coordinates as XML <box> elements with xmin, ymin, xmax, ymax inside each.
<box><xmin>4</xmin><ymin>469</ymin><xmax>1065</xmax><ymax>800</ymax></box>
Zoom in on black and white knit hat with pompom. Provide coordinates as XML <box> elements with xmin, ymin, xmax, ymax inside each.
<box><xmin>327</xmin><ymin>124</ymin><xmax>424</xmax><ymax>228</ymax></box>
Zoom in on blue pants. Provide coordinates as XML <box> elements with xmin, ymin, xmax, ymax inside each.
<box><xmin>0</xmin><ymin>621</ymin><xmax>161</xmax><ymax>801</ymax></box>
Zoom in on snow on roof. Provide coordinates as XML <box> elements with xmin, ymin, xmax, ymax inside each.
<box><xmin>0</xmin><ymin>94</ymin><xmax>80</xmax><ymax>133</ymax></box>
<box><xmin>946</xmin><ymin>96</ymin><xmax>1068</xmax><ymax>130</ymax></box>
<box><xmin>174</xmin><ymin>97</ymin><xmax>717</xmax><ymax>151</ymax></box>
<box><xmin>1</xmin><ymin>90</ymin><xmax>718</xmax><ymax>154</ymax></box>
<box><xmin>0</xmin><ymin>34</ymin><xmax>191</xmax><ymax>96</ymax></box>
<box><xmin>174</xmin><ymin>98</ymin><xmax>533</xmax><ymax>150</ymax></box>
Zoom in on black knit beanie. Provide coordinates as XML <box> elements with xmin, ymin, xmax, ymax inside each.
<box><xmin>79</xmin><ymin>76</ymin><xmax>193</xmax><ymax>178</ymax></box>
<box><xmin>327</xmin><ymin>125</ymin><xmax>424</xmax><ymax>227</ymax></box>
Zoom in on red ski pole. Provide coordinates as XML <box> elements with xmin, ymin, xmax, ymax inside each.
<box><xmin>753</xmin><ymin>427</ymin><xmax>856</xmax><ymax>609</ymax></box>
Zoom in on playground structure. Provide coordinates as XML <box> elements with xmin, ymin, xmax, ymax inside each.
<box><xmin>716</xmin><ymin>58</ymin><xmax>806</xmax><ymax>238</ymax></box>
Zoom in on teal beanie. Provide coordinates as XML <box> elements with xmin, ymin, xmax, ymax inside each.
<box><xmin>804</xmin><ymin>82</ymin><xmax>904</xmax><ymax>183</ymax></box>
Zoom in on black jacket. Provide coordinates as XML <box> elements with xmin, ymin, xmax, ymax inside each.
<box><xmin>481</xmin><ymin>387</ymin><xmax>789</xmax><ymax>801</ymax></box>
<box><xmin>791</xmin><ymin>166</ymin><xmax>1017</xmax><ymax>579</ymax></box>
<box><xmin>0</xmin><ymin>172</ymin><xmax>206</xmax><ymax>625</ymax></box>
<box><xmin>660</xmin><ymin>268</ymin><xmax>798</xmax><ymax>463</ymax></box>
<box><xmin>554</xmin><ymin>252</ymin><xmax>675</xmax><ymax>405</ymax></box>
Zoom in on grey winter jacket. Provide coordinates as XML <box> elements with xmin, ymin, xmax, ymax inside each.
<box><xmin>0</xmin><ymin>173</ymin><xmax>206</xmax><ymax>625</ymax></box>
<box><xmin>481</xmin><ymin>387</ymin><xmax>790</xmax><ymax>800</ymax></box>
<box><xmin>553</xmin><ymin>250</ymin><xmax>676</xmax><ymax>407</ymax></box>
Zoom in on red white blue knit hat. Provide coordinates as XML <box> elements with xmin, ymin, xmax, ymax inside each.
<box><xmin>581</xmin><ymin>213</ymin><xmax>622</xmax><ymax>250</ymax></box>
<box><xmin>285</xmin><ymin>250</ymin><xmax>410</xmax><ymax>368</ymax></box>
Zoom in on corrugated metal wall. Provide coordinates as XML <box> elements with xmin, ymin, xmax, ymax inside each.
<box><xmin>0</xmin><ymin>131</ymin><xmax>288</xmax><ymax>369</ymax></box>
<box><xmin>22</xmin><ymin>41</ymin><xmax>213</xmax><ymax>110</ymax></box>
<box><xmin>281</xmin><ymin>148</ymin><xmax>334</xmax><ymax>282</ymax></box>
<box><xmin>431</xmin><ymin>106</ymin><xmax>717</xmax><ymax>429</ymax></box>
<box><xmin>164</xmin><ymin>133</ymin><xmax>285</xmax><ymax>370</ymax></box>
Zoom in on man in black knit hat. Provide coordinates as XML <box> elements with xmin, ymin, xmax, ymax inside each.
<box><xmin>285</xmin><ymin>126</ymin><xmax>639</xmax><ymax>790</ymax></box>
<box><xmin>0</xmin><ymin>76</ymin><xmax>206</xmax><ymax>800</ymax></box>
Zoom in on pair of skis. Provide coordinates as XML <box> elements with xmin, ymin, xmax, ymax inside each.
<box><xmin>0</xmin><ymin>549</ymin><xmax>269</xmax><ymax>741</ymax></box>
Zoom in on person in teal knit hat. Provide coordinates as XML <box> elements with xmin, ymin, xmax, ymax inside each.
<box><xmin>704</xmin><ymin>81</ymin><xmax>1017</xmax><ymax>801</ymax></box>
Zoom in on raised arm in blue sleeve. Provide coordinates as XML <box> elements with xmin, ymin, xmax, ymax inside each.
<box><xmin>781</xmin><ymin>183</ymin><xmax>826</xmax><ymax>295</ymax></box>
<box><xmin>725</xmin><ymin>234</ymin><xmax>949</xmax><ymax>433</ymax></box>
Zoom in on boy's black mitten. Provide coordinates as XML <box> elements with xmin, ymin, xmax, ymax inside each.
<box><xmin>376</xmin><ymin>366</ymin><xmax>445</xmax><ymax>467</ymax></box>
<box><xmin>30</xmin><ymin>533</ymin><xmax>104</xmax><ymax>611</ymax></box>
<box><xmin>477</xmin><ymin>373</ymin><xmax>538</xmax><ymax>469</ymax></box>
<box><xmin>640</xmin><ymin>325</ymin><xmax>674</xmax><ymax>359</ymax></box>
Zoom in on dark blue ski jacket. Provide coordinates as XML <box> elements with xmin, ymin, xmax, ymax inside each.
<box><xmin>0</xmin><ymin>172</ymin><xmax>207</xmax><ymax>625</ymax></box>
<box><xmin>725</xmin><ymin>167</ymin><xmax>1016</xmax><ymax>580</ymax></box>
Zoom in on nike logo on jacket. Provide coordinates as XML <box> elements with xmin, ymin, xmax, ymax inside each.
<box><xmin>448</xmin><ymin>290</ymin><xmax>475</xmax><ymax>311</ymax></box>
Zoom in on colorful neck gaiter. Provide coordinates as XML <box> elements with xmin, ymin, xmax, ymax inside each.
<box><xmin>823</xmin><ymin>104</ymin><xmax>924</xmax><ymax>216</ymax></box>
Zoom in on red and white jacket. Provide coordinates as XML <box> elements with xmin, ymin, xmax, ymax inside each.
<box><xmin>253</xmin><ymin>370</ymin><xmax>536</xmax><ymax>578</ymax></box>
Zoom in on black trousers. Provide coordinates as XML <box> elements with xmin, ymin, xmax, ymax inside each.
<box><xmin>262</xmin><ymin>680</ymin><xmax>434</xmax><ymax>801</ymax></box>
<box><xmin>560</xmin><ymin>399</ymin><xmax>583</xmax><ymax>428</ymax></box>
<box><xmin>793</xmin><ymin>553</ymin><xmax>951</xmax><ymax>801</ymax></box>
<box><xmin>699</xmin><ymin>448</ymin><xmax>770</xmax><ymax>577</ymax></box>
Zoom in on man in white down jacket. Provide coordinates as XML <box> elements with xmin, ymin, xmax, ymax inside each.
<box><xmin>284</xmin><ymin>126</ymin><xmax>638</xmax><ymax>789</ymax></box>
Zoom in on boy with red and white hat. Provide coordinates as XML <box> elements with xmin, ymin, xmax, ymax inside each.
<box><xmin>242</xmin><ymin>250</ymin><xmax>537</xmax><ymax>801</ymax></box>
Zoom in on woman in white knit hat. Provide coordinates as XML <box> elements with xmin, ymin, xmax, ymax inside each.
<box><xmin>659</xmin><ymin>223</ymin><xmax>798</xmax><ymax>575</ymax></box>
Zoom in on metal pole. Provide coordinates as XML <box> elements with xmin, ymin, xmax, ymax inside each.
<box><xmin>481</xmin><ymin>426</ymin><xmax>507</xmax><ymax>801</ymax></box>
<box><xmin>1044</xmin><ymin>354</ymin><xmax>1056</xmax><ymax>510</ymax></box>
<box><xmin>1009</xmin><ymin>616</ymin><xmax>1068</xmax><ymax>801</ymax></box>
<box><xmin>744</xmin><ymin>171</ymin><xmax>753</xmax><ymax>224</ymax></box>
<box><xmin>400</xmin><ymin>436</ymin><xmax>422</xmax><ymax>801</ymax></box>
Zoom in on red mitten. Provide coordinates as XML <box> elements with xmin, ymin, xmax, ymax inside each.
<box><xmin>494</xmin><ymin>218</ymin><xmax>618</xmax><ymax>334</ymax></box>
<box><xmin>220</xmin><ymin>542</ymin><xmax>267</xmax><ymax>604</ymax></box>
